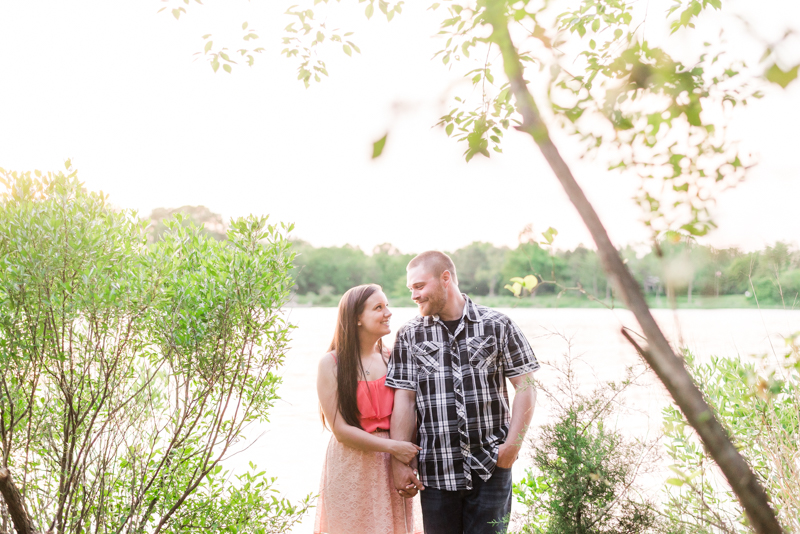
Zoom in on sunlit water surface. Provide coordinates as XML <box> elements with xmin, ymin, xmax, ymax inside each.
<box><xmin>224</xmin><ymin>306</ymin><xmax>799</xmax><ymax>533</ymax></box>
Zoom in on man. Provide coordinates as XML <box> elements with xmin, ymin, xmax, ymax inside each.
<box><xmin>386</xmin><ymin>251</ymin><xmax>539</xmax><ymax>534</ymax></box>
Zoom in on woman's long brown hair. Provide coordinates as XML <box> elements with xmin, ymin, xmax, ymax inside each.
<box><xmin>323</xmin><ymin>283</ymin><xmax>384</xmax><ymax>430</ymax></box>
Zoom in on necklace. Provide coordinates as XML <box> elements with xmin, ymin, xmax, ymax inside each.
<box><xmin>363</xmin><ymin>356</ymin><xmax>375</xmax><ymax>377</ymax></box>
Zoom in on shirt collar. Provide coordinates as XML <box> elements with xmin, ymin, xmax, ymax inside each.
<box><xmin>422</xmin><ymin>293</ymin><xmax>481</xmax><ymax>326</ymax></box>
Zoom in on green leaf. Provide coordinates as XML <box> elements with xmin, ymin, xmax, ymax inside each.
<box><xmin>343</xmin><ymin>44</ymin><xmax>352</xmax><ymax>57</ymax></box>
<box><xmin>365</xmin><ymin>3</ymin><xmax>374</xmax><ymax>19</ymax></box>
<box><xmin>372</xmin><ymin>133</ymin><xmax>388</xmax><ymax>159</ymax></box>
<box><xmin>666</xmin><ymin>477</ymin><xmax>685</xmax><ymax>486</ymax></box>
<box><xmin>223</xmin><ymin>64</ymin><xmax>232</xmax><ymax>73</ymax></box>
<box><xmin>204</xmin><ymin>40</ymin><xmax>213</xmax><ymax>53</ymax></box>
<box><xmin>445</xmin><ymin>123</ymin><xmax>454</xmax><ymax>136</ymax></box>
<box><xmin>522</xmin><ymin>275</ymin><xmax>538</xmax><ymax>291</ymax></box>
<box><xmin>504</xmin><ymin>282</ymin><xmax>523</xmax><ymax>297</ymax></box>
<box><xmin>765</xmin><ymin>63</ymin><xmax>799</xmax><ymax>88</ymax></box>
<box><xmin>542</xmin><ymin>227</ymin><xmax>558</xmax><ymax>245</ymax></box>
<box><xmin>242</xmin><ymin>21</ymin><xmax>248</xmax><ymax>30</ymax></box>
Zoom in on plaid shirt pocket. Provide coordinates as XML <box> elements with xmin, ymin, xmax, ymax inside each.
<box><xmin>413</xmin><ymin>340</ymin><xmax>442</xmax><ymax>376</ymax></box>
<box><xmin>467</xmin><ymin>335</ymin><xmax>499</xmax><ymax>371</ymax></box>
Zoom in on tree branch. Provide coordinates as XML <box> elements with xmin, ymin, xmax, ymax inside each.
<box><xmin>0</xmin><ymin>468</ymin><xmax>35</xmax><ymax>534</ymax></box>
<box><xmin>484</xmin><ymin>2</ymin><xmax>782</xmax><ymax>532</ymax></box>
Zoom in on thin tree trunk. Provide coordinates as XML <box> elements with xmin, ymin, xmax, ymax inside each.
<box><xmin>485</xmin><ymin>4</ymin><xmax>782</xmax><ymax>533</ymax></box>
<box><xmin>0</xmin><ymin>468</ymin><xmax>35</xmax><ymax>534</ymax></box>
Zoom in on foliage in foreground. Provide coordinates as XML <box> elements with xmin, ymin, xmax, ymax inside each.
<box><xmin>662</xmin><ymin>340</ymin><xmax>800</xmax><ymax>533</ymax></box>
<box><xmin>0</xmin><ymin>166</ymin><xmax>310</xmax><ymax>533</ymax></box>
<box><xmin>512</xmin><ymin>351</ymin><xmax>665</xmax><ymax>534</ymax></box>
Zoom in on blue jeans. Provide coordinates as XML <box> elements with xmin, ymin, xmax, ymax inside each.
<box><xmin>419</xmin><ymin>466</ymin><xmax>513</xmax><ymax>534</ymax></box>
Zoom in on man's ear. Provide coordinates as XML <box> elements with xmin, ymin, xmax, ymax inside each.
<box><xmin>441</xmin><ymin>270</ymin><xmax>451</xmax><ymax>287</ymax></box>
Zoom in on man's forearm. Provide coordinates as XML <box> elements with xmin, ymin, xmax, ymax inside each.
<box><xmin>390</xmin><ymin>389</ymin><xmax>417</xmax><ymax>443</ymax></box>
<box><xmin>507</xmin><ymin>379</ymin><xmax>537</xmax><ymax>448</ymax></box>
<box><xmin>390</xmin><ymin>389</ymin><xmax>423</xmax><ymax>494</ymax></box>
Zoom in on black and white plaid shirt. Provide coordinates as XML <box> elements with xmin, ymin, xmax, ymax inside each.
<box><xmin>386</xmin><ymin>295</ymin><xmax>539</xmax><ymax>491</ymax></box>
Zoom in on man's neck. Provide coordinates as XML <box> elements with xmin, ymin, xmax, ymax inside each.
<box><xmin>438</xmin><ymin>290</ymin><xmax>466</xmax><ymax>322</ymax></box>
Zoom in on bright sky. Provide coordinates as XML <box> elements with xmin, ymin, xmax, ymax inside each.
<box><xmin>1</xmin><ymin>0</ymin><xmax>798</xmax><ymax>254</ymax></box>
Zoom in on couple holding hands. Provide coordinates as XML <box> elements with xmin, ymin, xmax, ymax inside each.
<box><xmin>314</xmin><ymin>251</ymin><xmax>540</xmax><ymax>534</ymax></box>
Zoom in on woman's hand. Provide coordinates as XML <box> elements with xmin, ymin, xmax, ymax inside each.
<box><xmin>389</xmin><ymin>440</ymin><xmax>422</xmax><ymax>465</ymax></box>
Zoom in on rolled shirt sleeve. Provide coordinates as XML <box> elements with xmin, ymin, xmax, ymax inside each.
<box><xmin>386</xmin><ymin>325</ymin><xmax>418</xmax><ymax>391</ymax></box>
<box><xmin>501</xmin><ymin>317</ymin><xmax>540</xmax><ymax>378</ymax></box>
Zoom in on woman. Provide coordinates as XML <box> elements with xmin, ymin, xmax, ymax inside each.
<box><xmin>314</xmin><ymin>284</ymin><xmax>423</xmax><ymax>534</ymax></box>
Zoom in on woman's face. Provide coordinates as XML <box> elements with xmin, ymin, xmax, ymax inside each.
<box><xmin>358</xmin><ymin>290</ymin><xmax>392</xmax><ymax>338</ymax></box>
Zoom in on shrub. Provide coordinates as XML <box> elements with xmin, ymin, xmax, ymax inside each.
<box><xmin>512</xmin><ymin>350</ymin><xmax>664</xmax><ymax>534</ymax></box>
<box><xmin>662</xmin><ymin>343</ymin><xmax>800</xmax><ymax>533</ymax></box>
<box><xmin>0</xmin><ymin>166</ymin><xmax>310</xmax><ymax>533</ymax></box>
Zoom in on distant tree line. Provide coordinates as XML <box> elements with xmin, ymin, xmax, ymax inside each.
<box><xmin>148</xmin><ymin>208</ymin><xmax>800</xmax><ymax>306</ymax></box>
<box><xmin>290</xmin><ymin>238</ymin><xmax>800</xmax><ymax>306</ymax></box>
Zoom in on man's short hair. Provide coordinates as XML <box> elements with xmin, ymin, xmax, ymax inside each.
<box><xmin>407</xmin><ymin>251</ymin><xmax>458</xmax><ymax>285</ymax></box>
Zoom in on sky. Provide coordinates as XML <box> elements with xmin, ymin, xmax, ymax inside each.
<box><xmin>0</xmin><ymin>0</ymin><xmax>798</xmax><ymax>255</ymax></box>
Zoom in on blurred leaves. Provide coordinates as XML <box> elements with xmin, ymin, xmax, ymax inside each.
<box><xmin>372</xmin><ymin>133</ymin><xmax>388</xmax><ymax>158</ymax></box>
<box><xmin>765</xmin><ymin>62</ymin><xmax>799</xmax><ymax>88</ymax></box>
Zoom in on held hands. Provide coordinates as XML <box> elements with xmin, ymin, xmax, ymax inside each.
<box><xmin>389</xmin><ymin>440</ymin><xmax>422</xmax><ymax>465</ymax></box>
<box><xmin>496</xmin><ymin>441</ymin><xmax>520</xmax><ymax>469</ymax></box>
<box><xmin>392</xmin><ymin>457</ymin><xmax>424</xmax><ymax>498</ymax></box>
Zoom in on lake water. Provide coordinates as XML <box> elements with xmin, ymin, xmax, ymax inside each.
<box><xmin>226</xmin><ymin>306</ymin><xmax>799</xmax><ymax>533</ymax></box>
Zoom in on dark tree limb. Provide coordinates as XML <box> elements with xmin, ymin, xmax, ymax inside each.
<box><xmin>0</xmin><ymin>468</ymin><xmax>35</xmax><ymax>534</ymax></box>
<box><xmin>483</xmin><ymin>3</ymin><xmax>782</xmax><ymax>533</ymax></box>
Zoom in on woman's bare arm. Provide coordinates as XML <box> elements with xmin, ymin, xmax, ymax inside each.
<box><xmin>317</xmin><ymin>353</ymin><xmax>420</xmax><ymax>463</ymax></box>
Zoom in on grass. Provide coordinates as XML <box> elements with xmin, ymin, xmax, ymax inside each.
<box><xmin>287</xmin><ymin>292</ymin><xmax>793</xmax><ymax>309</ymax></box>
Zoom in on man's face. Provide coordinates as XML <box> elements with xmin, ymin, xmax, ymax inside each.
<box><xmin>407</xmin><ymin>265</ymin><xmax>447</xmax><ymax>317</ymax></box>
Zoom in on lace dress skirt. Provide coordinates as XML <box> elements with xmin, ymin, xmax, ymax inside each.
<box><xmin>314</xmin><ymin>430</ymin><xmax>423</xmax><ymax>534</ymax></box>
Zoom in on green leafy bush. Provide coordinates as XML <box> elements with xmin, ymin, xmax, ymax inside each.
<box><xmin>512</xmin><ymin>352</ymin><xmax>664</xmax><ymax>534</ymax></box>
<box><xmin>662</xmin><ymin>342</ymin><xmax>800</xmax><ymax>533</ymax></box>
<box><xmin>0</xmin><ymin>166</ymin><xmax>310</xmax><ymax>533</ymax></box>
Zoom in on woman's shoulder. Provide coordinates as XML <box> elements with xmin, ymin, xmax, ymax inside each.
<box><xmin>319</xmin><ymin>351</ymin><xmax>337</xmax><ymax>370</ymax></box>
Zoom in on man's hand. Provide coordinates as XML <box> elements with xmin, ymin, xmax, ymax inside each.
<box><xmin>496</xmin><ymin>441</ymin><xmax>520</xmax><ymax>469</ymax></box>
<box><xmin>392</xmin><ymin>458</ymin><xmax>424</xmax><ymax>498</ymax></box>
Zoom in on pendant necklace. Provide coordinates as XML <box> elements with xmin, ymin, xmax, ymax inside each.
<box><xmin>363</xmin><ymin>355</ymin><xmax>375</xmax><ymax>377</ymax></box>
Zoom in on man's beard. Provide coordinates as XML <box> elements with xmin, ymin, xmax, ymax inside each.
<box><xmin>420</xmin><ymin>283</ymin><xmax>447</xmax><ymax>316</ymax></box>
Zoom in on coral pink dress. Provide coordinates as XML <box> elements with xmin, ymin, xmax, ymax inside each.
<box><xmin>314</xmin><ymin>356</ymin><xmax>423</xmax><ymax>534</ymax></box>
